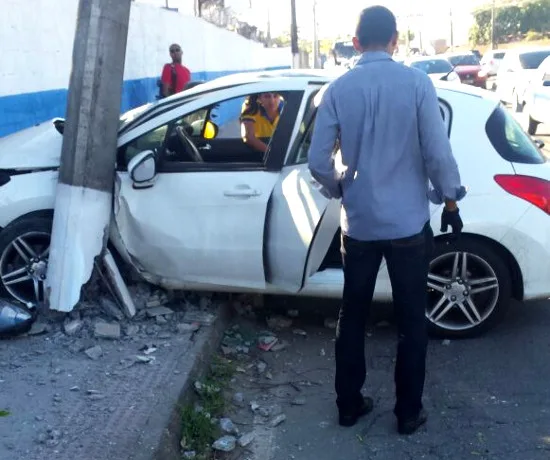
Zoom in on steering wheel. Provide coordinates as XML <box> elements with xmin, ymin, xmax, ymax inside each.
<box><xmin>175</xmin><ymin>125</ymin><xmax>203</xmax><ymax>162</ymax></box>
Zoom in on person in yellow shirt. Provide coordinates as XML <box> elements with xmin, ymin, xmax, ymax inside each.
<box><xmin>240</xmin><ymin>92</ymin><xmax>283</xmax><ymax>153</ymax></box>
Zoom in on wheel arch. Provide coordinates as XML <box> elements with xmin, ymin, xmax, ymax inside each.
<box><xmin>434</xmin><ymin>232</ymin><xmax>524</xmax><ymax>301</ymax></box>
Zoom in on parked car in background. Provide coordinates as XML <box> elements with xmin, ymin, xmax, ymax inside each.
<box><xmin>496</xmin><ymin>47</ymin><xmax>550</xmax><ymax>111</ymax></box>
<box><xmin>446</xmin><ymin>52</ymin><xmax>486</xmax><ymax>87</ymax></box>
<box><xmin>403</xmin><ymin>56</ymin><xmax>461</xmax><ymax>83</ymax></box>
<box><xmin>481</xmin><ymin>50</ymin><xmax>506</xmax><ymax>77</ymax></box>
<box><xmin>523</xmin><ymin>55</ymin><xmax>550</xmax><ymax>134</ymax></box>
<box><xmin>1</xmin><ymin>70</ymin><xmax>550</xmax><ymax>339</ymax></box>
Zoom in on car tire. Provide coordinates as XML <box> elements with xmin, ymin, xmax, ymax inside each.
<box><xmin>426</xmin><ymin>237</ymin><xmax>512</xmax><ymax>339</ymax></box>
<box><xmin>0</xmin><ymin>217</ymin><xmax>52</xmax><ymax>307</ymax></box>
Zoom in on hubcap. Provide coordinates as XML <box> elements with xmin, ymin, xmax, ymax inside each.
<box><xmin>427</xmin><ymin>251</ymin><xmax>499</xmax><ymax>332</ymax></box>
<box><xmin>0</xmin><ymin>232</ymin><xmax>51</xmax><ymax>307</ymax></box>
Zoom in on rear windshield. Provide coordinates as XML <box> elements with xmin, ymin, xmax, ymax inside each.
<box><xmin>448</xmin><ymin>55</ymin><xmax>480</xmax><ymax>66</ymax></box>
<box><xmin>410</xmin><ymin>59</ymin><xmax>452</xmax><ymax>74</ymax></box>
<box><xmin>519</xmin><ymin>50</ymin><xmax>550</xmax><ymax>69</ymax></box>
<box><xmin>485</xmin><ymin>105</ymin><xmax>545</xmax><ymax>164</ymax></box>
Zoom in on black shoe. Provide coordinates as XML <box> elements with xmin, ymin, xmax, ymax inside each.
<box><xmin>397</xmin><ymin>409</ymin><xmax>428</xmax><ymax>435</ymax></box>
<box><xmin>338</xmin><ymin>397</ymin><xmax>374</xmax><ymax>427</ymax></box>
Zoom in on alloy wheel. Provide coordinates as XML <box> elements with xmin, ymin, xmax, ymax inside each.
<box><xmin>0</xmin><ymin>232</ymin><xmax>50</xmax><ymax>307</ymax></box>
<box><xmin>427</xmin><ymin>251</ymin><xmax>499</xmax><ymax>332</ymax></box>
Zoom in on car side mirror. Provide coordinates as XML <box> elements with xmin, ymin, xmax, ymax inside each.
<box><xmin>534</xmin><ymin>139</ymin><xmax>545</xmax><ymax>149</ymax></box>
<box><xmin>128</xmin><ymin>150</ymin><xmax>156</xmax><ymax>189</ymax></box>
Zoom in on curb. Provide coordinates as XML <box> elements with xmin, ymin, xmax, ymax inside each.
<box><xmin>148</xmin><ymin>303</ymin><xmax>233</xmax><ymax>460</ymax></box>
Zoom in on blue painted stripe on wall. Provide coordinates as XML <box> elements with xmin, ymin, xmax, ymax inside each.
<box><xmin>0</xmin><ymin>66</ymin><xmax>290</xmax><ymax>138</ymax></box>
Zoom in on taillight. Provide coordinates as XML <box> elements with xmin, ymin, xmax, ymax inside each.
<box><xmin>494</xmin><ymin>174</ymin><xmax>550</xmax><ymax>214</ymax></box>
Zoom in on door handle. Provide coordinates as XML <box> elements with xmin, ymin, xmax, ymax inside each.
<box><xmin>223</xmin><ymin>188</ymin><xmax>261</xmax><ymax>198</ymax></box>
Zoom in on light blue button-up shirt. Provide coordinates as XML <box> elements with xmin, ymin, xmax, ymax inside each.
<box><xmin>308</xmin><ymin>51</ymin><xmax>467</xmax><ymax>241</ymax></box>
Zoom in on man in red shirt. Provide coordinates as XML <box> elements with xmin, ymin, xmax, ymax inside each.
<box><xmin>161</xmin><ymin>43</ymin><xmax>191</xmax><ymax>97</ymax></box>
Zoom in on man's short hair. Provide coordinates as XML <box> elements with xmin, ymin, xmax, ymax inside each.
<box><xmin>355</xmin><ymin>6</ymin><xmax>397</xmax><ymax>48</ymax></box>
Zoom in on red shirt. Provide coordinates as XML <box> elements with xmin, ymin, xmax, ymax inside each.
<box><xmin>161</xmin><ymin>63</ymin><xmax>191</xmax><ymax>94</ymax></box>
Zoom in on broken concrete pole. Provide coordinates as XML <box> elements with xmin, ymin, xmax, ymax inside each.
<box><xmin>102</xmin><ymin>250</ymin><xmax>136</xmax><ymax>318</ymax></box>
<box><xmin>45</xmin><ymin>0</ymin><xmax>132</xmax><ymax>312</ymax></box>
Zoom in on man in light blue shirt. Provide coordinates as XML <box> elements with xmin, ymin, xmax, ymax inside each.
<box><xmin>308</xmin><ymin>6</ymin><xmax>466</xmax><ymax>435</ymax></box>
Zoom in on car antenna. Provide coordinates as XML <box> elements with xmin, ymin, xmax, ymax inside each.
<box><xmin>441</xmin><ymin>54</ymin><xmax>467</xmax><ymax>81</ymax></box>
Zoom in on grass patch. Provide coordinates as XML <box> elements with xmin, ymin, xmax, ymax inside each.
<box><xmin>0</xmin><ymin>410</ymin><xmax>10</xmax><ymax>417</ymax></box>
<box><xmin>180</xmin><ymin>354</ymin><xmax>237</xmax><ymax>457</ymax></box>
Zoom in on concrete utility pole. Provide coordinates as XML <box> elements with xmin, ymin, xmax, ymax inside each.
<box><xmin>491</xmin><ymin>0</ymin><xmax>496</xmax><ymax>49</ymax></box>
<box><xmin>290</xmin><ymin>0</ymin><xmax>300</xmax><ymax>68</ymax></box>
<box><xmin>46</xmin><ymin>0</ymin><xmax>132</xmax><ymax>312</ymax></box>
<box><xmin>312</xmin><ymin>0</ymin><xmax>320</xmax><ymax>68</ymax></box>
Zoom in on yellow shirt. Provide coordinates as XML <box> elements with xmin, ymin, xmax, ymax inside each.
<box><xmin>241</xmin><ymin>107</ymin><xmax>281</xmax><ymax>138</ymax></box>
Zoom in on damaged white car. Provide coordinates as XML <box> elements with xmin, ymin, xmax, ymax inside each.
<box><xmin>1</xmin><ymin>70</ymin><xmax>550</xmax><ymax>338</ymax></box>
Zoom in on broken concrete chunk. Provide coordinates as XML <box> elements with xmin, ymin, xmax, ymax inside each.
<box><xmin>27</xmin><ymin>322</ymin><xmax>49</xmax><ymax>336</ymax></box>
<box><xmin>324</xmin><ymin>318</ymin><xmax>338</xmax><ymax>329</ymax></box>
<box><xmin>212</xmin><ymin>435</ymin><xmax>236</xmax><ymax>452</ymax></box>
<box><xmin>100</xmin><ymin>297</ymin><xmax>124</xmax><ymax>321</ymax></box>
<box><xmin>232</xmin><ymin>392</ymin><xmax>245</xmax><ymax>406</ymax></box>
<box><xmin>182</xmin><ymin>451</ymin><xmax>196</xmax><ymax>459</ymax></box>
<box><xmin>146</xmin><ymin>306</ymin><xmax>174</xmax><ymax>318</ymax></box>
<box><xmin>270</xmin><ymin>414</ymin><xmax>287</xmax><ymax>427</ymax></box>
<box><xmin>125</xmin><ymin>324</ymin><xmax>140</xmax><ymax>337</ymax></box>
<box><xmin>94</xmin><ymin>321</ymin><xmax>121</xmax><ymax>340</ymax></box>
<box><xmin>219</xmin><ymin>417</ymin><xmax>238</xmax><ymax>435</ymax></box>
<box><xmin>258</xmin><ymin>335</ymin><xmax>278</xmax><ymax>351</ymax></box>
<box><xmin>293</xmin><ymin>329</ymin><xmax>307</xmax><ymax>336</ymax></box>
<box><xmin>84</xmin><ymin>345</ymin><xmax>103</xmax><ymax>360</ymax></box>
<box><xmin>238</xmin><ymin>432</ymin><xmax>255</xmax><ymax>448</ymax></box>
<box><xmin>266</xmin><ymin>315</ymin><xmax>293</xmax><ymax>330</ymax></box>
<box><xmin>256</xmin><ymin>361</ymin><xmax>267</xmax><ymax>374</ymax></box>
<box><xmin>183</xmin><ymin>311</ymin><xmax>216</xmax><ymax>326</ymax></box>
<box><xmin>250</xmin><ymin>401</ymin><xmax>260</xmax><ymax>412</ymax></box>
<box><xmin>176</xmin><ymin>323</ymin><xmax>200</xmax><ymax>334</ymax></box>
<box><xmin>63</xmin><ymin>319</ymin><xmax>84</xmax><ymax>336</ymax></box>
<box><xmin>271</xmin><ymin>341</ymin><xmax>289</xmax><ymax>352</ymax></box>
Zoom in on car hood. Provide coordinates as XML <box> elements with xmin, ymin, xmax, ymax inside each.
<box><xmin>0</xmin><ymin>119</ymin><xmax>63</xmax><ymax>169</ymax></box>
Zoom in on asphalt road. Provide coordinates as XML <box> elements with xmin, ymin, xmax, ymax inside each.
<box><xmin>236</xmin><ymin>298</ymin><xmax>550</xmax><ymax>460</ymax></box>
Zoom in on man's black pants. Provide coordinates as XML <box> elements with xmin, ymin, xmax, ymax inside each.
<box><xmin>335</xmin><ymin>221</ymin><xmax>434</xmax><ymax>420</ymax></box>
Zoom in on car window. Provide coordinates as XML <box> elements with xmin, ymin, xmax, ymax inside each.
<box><xmin>293</xmin><ymin>99</ymin><xmax>452</xmax><ymax>165</ymax></box>
<box><xmin>519</xmin><ymin>51</ymin><xmax>550</xmax><ymax>69</ymax></box>
<box><xmin>494</xmin><ymin>52</ymin><xmax>505</xmax><ymax>60</ymax></box>
<box><xmin>448</xmin><ymin>55</ymin><xmax>480</xmax><ymax>66</ymax></box>
<box><xmin>410</xmin><ymin>59</ymin><xmax>452</xmax><ymax>74</ymax></box>
<box><xmin>485</xmin><ymin>105</ymin><xmax>545</xmax><ymax>164</ymax></box>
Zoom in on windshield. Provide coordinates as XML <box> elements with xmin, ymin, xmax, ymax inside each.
<box><xmin>119</xmin><ymin>103</ymin><xmax>154</xmax><ymax>130</ymax></box>
<box><xmin>410</xmin><ymin>59</ymin><xmax>453</xmax><ymax>74</ymax></box>
<box><xmin>485</xmin><ymin>105</ymin><xmax>545</xmax><ymax>164</ymax></box>
<box><xmin>519</xmin><ymin>50</ymin><xmax>550</xmax><ymax>69</ymax></box>
<box><xmin>333</xmin><ymin>41</ymin><xmax>357</xmax><ymax>59</ymax></box>
<box><xmin>448</xmin><ymin>55</ymin><xmax>480</xmax><ymax>66</ymax></box>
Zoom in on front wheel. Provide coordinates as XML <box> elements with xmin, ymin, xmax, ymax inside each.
<box><xmin>0</xmin><ymin>217</ymin><xmax>52</xmax><ymax>307</ymax></box>
<box><xmin>426</xmin><ymin>237</ymin><xmax>512</xmax><ymax>339</ymax></box>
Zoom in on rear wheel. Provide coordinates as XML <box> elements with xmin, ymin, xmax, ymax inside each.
<box><xmin>426</xmin><ymin>237</ymin><xmax>512</xmax><ymax>338</ymax></box>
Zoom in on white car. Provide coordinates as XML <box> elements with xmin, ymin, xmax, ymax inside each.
<box><xmin>523</xmin><ymin>55</ymin><xmax>550</xmax><ymax>135</ymax></box>
<box><xmin>480</xmin><ymin>50</ymin><xmax>506</xmax><ymax>77</ymax></box>
<box><xmin>1</xmin><ymin>70</ymin><xmax>549</xmax><ymax>338</ymax></box>
<box><xmin>496</xmin><ymin>47</ymin><xmax>550</xmax><ymax>111</ymax></box>
<box><xmin>403</xmin><ymin>56</ymin><xmax>461</xmax><ymax>84</ymax></box>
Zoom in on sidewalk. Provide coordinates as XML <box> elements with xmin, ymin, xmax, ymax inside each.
<box><xmin>0</xmin><ymin>293</ymin><xmax>230</xmax><ymax>460</ymax></box>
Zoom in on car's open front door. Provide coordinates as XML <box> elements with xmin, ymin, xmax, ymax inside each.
<box><xmin>264</xmin><ymin>84</ymin><xmax>340</xmax><ymax>292</ymax></box>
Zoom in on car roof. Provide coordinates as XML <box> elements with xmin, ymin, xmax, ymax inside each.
<box><xmin>120</xmin><ymin>68</ymin><xmax>500</xmax><ymax>133</ymax></box>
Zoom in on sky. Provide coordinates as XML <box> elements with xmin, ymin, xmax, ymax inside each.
<box><xmin>137</xmin><ymin>0</ymin><xmax>491</xmax><ymax>45</ymax></box>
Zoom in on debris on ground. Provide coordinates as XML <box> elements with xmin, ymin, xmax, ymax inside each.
<box><xmin>324</xmin><ymin>318</ymin><xmax>338</xmax><ymax>329</ymax></box>
<box><xmin>266</xmin><ymin>315</ymin><xmax>293</xmax><ymax>330</ymax></box>
<box><xmin>212</xmin><ymin>435</ymin><xmax>237</xmax><ymax>452</ymax></box>
<box><xmin>84</xmin><ymin>345</ymin><xmax>103</xmax><ymax>360</ymax></box>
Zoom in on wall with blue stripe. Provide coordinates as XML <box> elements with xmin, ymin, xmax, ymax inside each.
<box><xmin>0</xmin><ymin>0</ymin><xmax>291</xmax><ymax>138</ymax></box>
